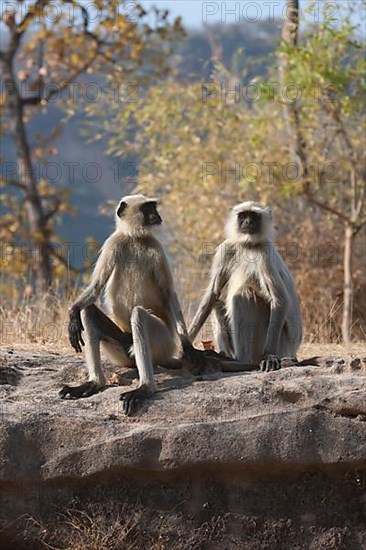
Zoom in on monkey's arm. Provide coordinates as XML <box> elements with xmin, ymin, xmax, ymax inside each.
<box><xmin>167</xmin><ymin>287</ymin><xmax>205</xmax><ymax>369</ymax></box>
<box><xmin>69</xmin><ymin>243</ymin><xmax>115</xmax><ymax>353</ymax></box>
<box><xmin>170</xmin><ymin>290</ymin><xmax>222</xmax><ymax>375</ymax></box>
<box><xmin>155</xmin><ymin>253</ymin><xmax>217</xmax><ymax>373</ymax></box>
<box><xmin>153</xmin><ymin>249</ymin><xmax>190</xmax><ymax>344</ymax></box>
<box><xmin>169</xmin><ymin>284</ymin><xmax>258</xmax><ymax>375</ymax></box>
<box><xmin>170</xmin><ymin>290</ymin><xmax>189</xmax><ymax>340</ymax></box>
<box><xmin>260</xmin><ymin>259</ymin><xmax>288</xmax><ymax>369</ymax></box>
<box><xmin>188</xmin><ymin>285</ymin><xmax>220</xmax><ymax>341</ymax></box>
<box><xmin>189</xmin><ymin>247</ymin><xmax>229</xmax><ymax>341</ymax></box>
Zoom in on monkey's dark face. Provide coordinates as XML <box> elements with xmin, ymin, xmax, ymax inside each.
<box><xmin>116</xmin><ymin>195</ymin><xmax>163</xmax><ymax>234</ymax></box>
<box><xmin>237</xmin><ymin>210</ymin><xmax>262</xmax><ymax>235</ymax></box>
<box><xmin>117</xmin><ymin>200</ymin><xmax>162</xmax><ymax>227</ymax></box>
<box><xmin>140</xmin><ymin>201</ymin><xmax>162</xmax><ymax>227</ymax></box>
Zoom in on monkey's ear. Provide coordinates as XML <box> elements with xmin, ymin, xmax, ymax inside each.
<box><xmin>117</xmin><ymin>201</ymin><xmax>127</xmax><ymax>218</ymax></box>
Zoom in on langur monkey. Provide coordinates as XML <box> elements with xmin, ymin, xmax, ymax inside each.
<box><xmin>189</xmin><ymin>201</ymin><xmax>303</xmax><ymax>372</ymax></box>
<box><xmin>60</xmin><ymin>194</ymin><xmax>206</xmax><ymax>415</ymax></box>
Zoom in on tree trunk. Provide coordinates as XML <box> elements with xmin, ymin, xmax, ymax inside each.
<box><xmin>279</xmin><ymin>1</ymin><xmax>356</xmax><ymax>343</ymax></box>
<box><xmin>342</xmin><ymin>224</ymin><xmax>353</xmax><ymax>344</ymax></box>
<box><xmin>279</xmin><ymin>0</ymin><xmax>310</xmax><ymax>183</ymax></box>
<box><xmin>2</xmin><ymin>57</ymin><xmax>53</xmax><ymax>292</ymax></box>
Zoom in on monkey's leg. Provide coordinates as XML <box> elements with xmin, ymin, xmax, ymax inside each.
<box><xmin>212</xmin><ymin>300</ymin><xmax>234</xmax><ymax>357</ymax></box>
<box><xmin>278</xmin><ymin>319</ymin><xmax>302</xmax><ymax>360</ymax></box>
<box><xmin>60</xmin><ymin>305</ymin><xmax>132</xmax><ymax>399</ymax></box>
<box><xmin>121</xmin><ymin>307</ymin><xmax>175</xmax><ymax>416</ymax></box>
<box><xmin>267</xmin><ymin>321</ymin><xmax>302</xmax><ymax>371</ymax></box>
<box><xmin>230</xmin><ymin>294</ymin><xmax>269</xmax><ymax>365</ymax></box>
<box><xmin>260</xmin><ymin>302</ymin><xmax>289</xmax><ymax>372</ymax></box>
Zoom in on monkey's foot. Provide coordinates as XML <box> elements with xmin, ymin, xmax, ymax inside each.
<box><xmin>260</xmin><ymin>355</ymin><xmax>281</xmax><ymax>372</ymax></box>
<box><xmin>59</xmin><ymin>381</ymin><xmax>100</xmax><ymax>399</ymax></box>
<box><xmin>120</xmin><ymin>385</ymin><xmax>153</xmax><ymax>416</ymax></box>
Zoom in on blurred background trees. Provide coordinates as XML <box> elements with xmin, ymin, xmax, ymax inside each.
<box><xmin>279</xmin><ymin>0</ymin><xmax>365</xmax><ymax>343</ymax></box>
<box><xmin>0</xmin><ymin>0</ymin><xmax>183</xmax><ymax>293</ymax></box>
<box><xmin>1</xmin><ymin>0</ymin><xmax>365</xmax><ymax>343</ymax></box>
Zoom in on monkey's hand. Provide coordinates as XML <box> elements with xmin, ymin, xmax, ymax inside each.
<box><xmin>260</xmin><ymin>354</ymin><xmax>281</xmax><ymax>372</ymax></box>
<box><xmin>68</xmin><ymin>307</ymin><xmax>85</xmax><ymax>353</ymax></box>
<box><xmin>180</xmin><ymin>337</ymin><xmax>221</xmax><ymax>376</ymax></box>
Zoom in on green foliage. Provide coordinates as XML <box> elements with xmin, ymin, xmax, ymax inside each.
<box><xmin>279</xmin><ymin>21</ymin><xmax>365</xmax><ymax>115</ymax></box>
<box><xmin>275</xmin><ymin>13</ymin><xmax>365</xmax><ymax>210</ymax></box>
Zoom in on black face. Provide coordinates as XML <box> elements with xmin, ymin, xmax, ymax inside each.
<box><xmin>237</xmin><ymin>210</ymin><xmax>262</xmax><ymax>235</ymax></box>
<box><xmin>117</xmin><ymin>201</ymin><xmax>127</xmax><ymax>218</ymax></box>
<box><xmin>140</xmin><ymin>201</ymin><xmax>162</xmax><ymax>226</ymax></box>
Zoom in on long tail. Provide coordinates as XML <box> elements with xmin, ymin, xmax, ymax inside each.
<box><xmin>296</xmin><ymin>356</ymin><xmax>320</xmax><ymax>367</ymax></box>
<box><xmin>217</xmin><ymin>353</ymin><xmax>321</xmax><ymax>372</ymax></box>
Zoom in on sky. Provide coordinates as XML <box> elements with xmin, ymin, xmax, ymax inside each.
<box><xmin>143</xmin><ymin>0</ymin><xmax>364</xmax><ymax>30</ymax></box>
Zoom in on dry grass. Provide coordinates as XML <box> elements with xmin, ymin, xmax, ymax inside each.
<box><xmin>0</xmin><ymin>294</ymin><xmax>71</xmax><ymax>350</ymax></box>
<box><xmin>298</xmin><ymin>342</ymin><xmax>366</xmax><ymax>359</ymax></box>
<box><xmin>1</xmin><ymin>294</ymin><xmax>365</xmax><ymax>357</ymax></box>
<box><xmin>1</xmin><ymin>504</ymin><xmax>170</xmax><ymax>550</ymax></box>
<box><xmin>28</xmin><ymin>507</ymin><xmax>145</xmax><ymax>550</ymax></box>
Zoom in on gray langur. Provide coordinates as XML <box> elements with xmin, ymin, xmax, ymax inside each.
<box><xmin>189</xmin><ymin>201</ymin><xmax>303</xmax><ymax>371</ymax></box>
<box><xmin>60</xmin><ymin>194</ymin><xmax>206</xmax><ymax>415</ymax></box>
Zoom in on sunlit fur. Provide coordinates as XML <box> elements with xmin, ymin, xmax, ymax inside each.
<box><xmin>70</xmin><ymin>194</ymin><xmax>188</xmax><ymax>396</ymax></box>
<box><xmin>189</xmin><ymin>200</ymin><xmax>302</xmax><ymax>366</ymax></box>
<box><xmin>115</xmin><ymin>194</ymin><xmax>160</xmax><ymax>235</ymax></box>
<box><xmin>225</xmin><ymin>201</ymin><xmax>274</xmax><ymax>245</ymax></box>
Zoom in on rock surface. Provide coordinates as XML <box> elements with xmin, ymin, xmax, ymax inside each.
<box><xmin>1</xmin><ymin>348</ymin><xmax>366</xmax><ymax>548</ymax></box>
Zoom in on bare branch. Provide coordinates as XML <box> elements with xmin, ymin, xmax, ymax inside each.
<box><xmin>354</xmin><ymin>170</ymin><xmax>366</xmax><ymax>219</ymax></box>
<box><xmin>352</xmin><ymin>219</ymin><xmax>366</xmax><ymax>237</ymax></box>
<box><xmin>304</xmin><ymin>189</ymin><xmax>353</xmax><ymax>225</ymax></box>
<box><xmin>0</xmin><ymin>178</ymin><xmax>27</xmax><ymax>190</ymax></box>
<box><xmin>48</xmin><ymin>245</ymin><xmax>80</xmax><ymax>273</ymax></box>
<box><xmin>44</xmin><ymin>197</ymin><xmax>62</xmax><ymax>221</ymax></box>
<box><xmin>321</xmin><ymin>100</ymin><xmax>358</xmax><ymax>169</ymax></box>
<box><xmin>20</xmin><ymin>1</ymin><xmax>122</xmax><ymax>106</ymax></box>
<box><xmin>22</xmin><ymin>53</ymin><xmax>98</xmax><ymax>105</ymax></box>
<box><xmin>21</xmin><ymin>95</ymin><xmax>43</xmax><ymax>106</ymax></box>
<box><xmin>17</xmin><ymin>0</ymin><xmax>52</xmax><ymax>37</ymax></box>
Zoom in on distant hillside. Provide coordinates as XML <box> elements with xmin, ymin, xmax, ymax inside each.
<box><xmin>174</xmin><ymin>20</ymin><xmax>280</xmax><ymax>81</ymax></box>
